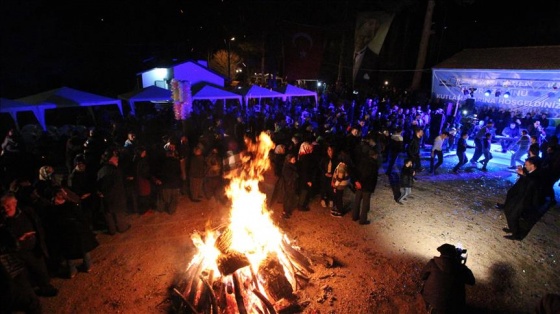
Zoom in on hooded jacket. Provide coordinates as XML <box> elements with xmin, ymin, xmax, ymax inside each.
<box><xmin>421</xmin><ymin>252</ymin><xmax>475</xmax><ymax>312</ymax></box>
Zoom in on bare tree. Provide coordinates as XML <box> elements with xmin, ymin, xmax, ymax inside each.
<box><xmin>209</xmin><ymin>50</ymin><xmax>243</xmax><ymax>81</ymax></box>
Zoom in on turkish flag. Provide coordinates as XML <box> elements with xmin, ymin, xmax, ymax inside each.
<box><xmin>283</xmin><ymin>21</ymin><xmax>324</xmax><ymax>81</ymax></box>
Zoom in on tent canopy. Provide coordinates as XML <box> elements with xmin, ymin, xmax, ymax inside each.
<box><xmin>192</xmin><ymin>84</ymin><xmax>242</xmax><ymax>103</ymax></box>
<box><xmin>275</xmin><ymin>84</ymin><xmax>317</xmax><ymax>103</ymax></box>
<box><xmin>0</xmin><ymin>98</ymin><xmax>56</xmax><ymax>131</ymax></box>
<box><xmin>118</xmin><ymin>85</ymin><xmax>172</xmax><ymax>115</ymax></box>
<box><xmin>236</xmin><ymin>85</ymin><xmax>284</xmax><ymax>105</ymax></box>
<box><xmin>18</xmin><ymin>86</ymin><xmax>123</xmax><ymax>114</ymax></box>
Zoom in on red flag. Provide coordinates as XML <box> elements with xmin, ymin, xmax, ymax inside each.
<box><xmin>283</xmin><ymin>21</ymin><xmax>324</xmax><ymax>81</ymax></box>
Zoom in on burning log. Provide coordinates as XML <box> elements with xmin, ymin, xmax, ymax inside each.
<box><xmin>258</xmin><ymin>254</ymin><xmax>293</xmax><ymax>301</ymax></box>
<box><xmin>273</xmin><ymin>298</ymin><xmax>301</xmax><ymax>314</ymax></box>
<box><xmin>232</xmin><ymin>272</ymin><xmax>248</xmax><ymax>314</ymax></box>
<box><xmin>199</xmin><ymin>273</ymin><xmax>219</xmax><ymax>314</ymax></box>
<box><xmin>251</xmin><ymin>289</ymin><xmax>277</xmax><ymax>314</ymax></box>
<box><xmin>280</xmin><ymin>240</ymin><xmax>313</xmax><ymax>274</ymax></box>
<box><xmin>173</xmin><ymin>133</ymin><xmax>316</xmax><ymax>314</ymax></box>
<box><xmin>215</xmin><ymin>228</ymin><xmax>233</xmax><ymax>254</ymax></box>
<box><xmin>184</xmin><ymin>257</ymin><xmax>207</xmax><ymax>301</ymax></box>
<box><xmin>172</xmin><ymin>287</ymin><xmax>199</xmax><ymax>313</ymax></box>
<box><xmin>217</xmin><ymin>251</ymin><xmax>250</xmax><ymax>276</ymax></box>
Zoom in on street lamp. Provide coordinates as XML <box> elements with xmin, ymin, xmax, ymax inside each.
<box><xmin>226</xmin><ymin>37</ymin><xmax>235</xmax><ymax>82</ymax></box>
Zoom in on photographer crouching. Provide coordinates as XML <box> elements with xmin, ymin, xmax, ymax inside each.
<box><xmin>420</xmin><ymin>243</ymin><xmax>475</xmax><ymax>314</ymax></box>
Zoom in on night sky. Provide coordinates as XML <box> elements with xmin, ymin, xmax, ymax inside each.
<box><xmin>1</xmin><ymin>0</ymin><xmax>558</xmax><ymax>99</ymax></box>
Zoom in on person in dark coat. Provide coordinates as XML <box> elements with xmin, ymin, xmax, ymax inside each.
<box><xmin>0</xmin><ymin>216</ymin><xmax>42</xmax><ymax>314</ymax></box>
<box><xmin>177</xmin><ymin>135</ymin><xmax>191</xmax><ymax>196</ymax></box>
<box><xmin>351</xmin><ymin>149</ymin><xmax>379</xmax><ymax>225</ymax></box>
<box><xmin>134</xmin><ymin>146</ymin><xmax>153</xmax><ymax>214</ymax></box>
<box><xmin>407</xmin><ymin>127</ymin><xmax>424</xmax><ymax>172</ymax></box>
<box><xmin>388</xmin><ymin>171</ymin><xmax>401</xmax><ymax>203</ymax></box>
<box><xmin>296</xmin><ymin>142</ymin><xmax>315</xmax><ymax>211</ymax></box>
<box><xmin>188</xmin><ymin>145</ymin><xmax>206</xmax><ymax>202</ymax></box>
<box><xmin>502</xmin><ymin>156</ymin><xmax>546</xmax><ymax>240</ymax></box>
<box><xmin>318</xmin><ymin>145</ymin><xmax>337</xmax><ymax>209</ymax></box>
<box><xmin>281</xmin><ymin>154</ymin><xmax>299</xmax><ymax>219</ymax></box>
<box><xmin>121</xmin><ymin>132</ymin><xmax>138</xmax><ymax>215</ymax></box>
<box><xmin>268</xmin><ymin>144</ymin><xmax>286</xmax><ymax>207</ymax></box>
<box><xmin>452</xmin><ymin>131</ymin><xmax>474</xmax><ymax>173</ymax></box>
<box><xmin>49</xmin><ymin>188</ymin><xmax>98</xmax><ymax>278</ymax></box>
<box><xmin>397</xmin><ymin>159</ymin><xmax>414</xmax><ymax>203</ymax></box>
<box><xmin>33</xmin><ymin>165</ymin><xmax>58</xmax><ymax>204</ymax></box>
<box><xmin>470</xmin><ymin>121</ymin><xmax>494</xmax><ymax>164</ymax></box>
<box><xmin>155</xmin><ymin>145</ymin><xmax>182</xmax><ymax>214</ymax></box>
<box><xmin>421</xmin><ymin>243</ymin><xmax>475</xmax><ymax>314</ymax></box>
<box><xmin>96</xmin><ymin>149</ymin><xmax>130</xmax><ymax>235</ymax></box>
<box><xmin>1</xmin><ymin>193</ymin><xmax>58</xmax><ymax>298</ymax></box>
<box><xmin>478</xmin><ymin>133</ymin><xmax>493</xmax><ymax>171</ymax></box>
<box><xmin>65</xmin><ymin>130</ymin><xmax>85</xmax><ymax>175</ymax></box>
<box><xmin>68</xmin><ymin>154</ymin><xmax>96</xmax><ymax>229</ymax></box>
<box><xmin>204</xmin><ymin>147</ymin><xmax>225</xmax><ymax>203</ymax></box>
<box><xmin>385</xmin><ymin>126</ymin><xmax>404</xmax><ymax>174</ymax></box>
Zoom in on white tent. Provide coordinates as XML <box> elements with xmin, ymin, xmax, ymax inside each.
<box><xmin>0</xmin><ymin>98</ymin><xmax>56</xmax><ymax>130</ymax></box>
<box><xmin>118</xmin><ymin>85</ymin><xmax>172</xmax><ymax>116</ymax></box>
<box><xmin>192</xmin><ymin>84</ymin><xmax>243</xmax><ymax>112</ymax></box>
<box><xmin>18</xmin><ymin>86</ymin><xmax>124</xmax><ymax>115</ymax></box>
<box><xmin>193</xmin><ymin>85</ymin><xmax>243</xmax><ymax>103</ymax></box>
<box><xmin>275</xmin><ymin>84</ymin><xmax>317</xmax><ymax>104</ymax></box>
<box><xmin>236</xmin><ymin>85</ymin><xmax>284</xmax><ymax>105</ymax></box>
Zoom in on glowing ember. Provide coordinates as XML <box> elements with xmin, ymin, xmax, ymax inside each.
<box><xmin>176</xmin><ymin>132</ymin><xmax>312</xmax><ymax>313</ymax></box>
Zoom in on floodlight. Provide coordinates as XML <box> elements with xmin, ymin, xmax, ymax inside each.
<box><xmin>503</xmin><ymin>92</ymin><xmax>510</xmax><ymax>98</ymax></box>
<box><xmin>484</xmin><ymin>90</ymin><xmax>491</xmax><ymax>96</ymax></box>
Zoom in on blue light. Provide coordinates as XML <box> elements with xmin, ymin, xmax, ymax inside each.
<box><xmin>484</xmin><ymin>90</ymin><xmax>491</xmax><ymax>96</ymax></box>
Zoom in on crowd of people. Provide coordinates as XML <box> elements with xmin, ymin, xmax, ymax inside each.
<box><xmin>2</xmin><ymin>87</ymin><xmax>560</xmax><ymax>312</ymax></box>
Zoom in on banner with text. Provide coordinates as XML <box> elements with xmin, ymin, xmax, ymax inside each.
<box><xmin>432</xmin><ymin>69</ymin><xmax>560</xmax><ymax>112</ymax></box>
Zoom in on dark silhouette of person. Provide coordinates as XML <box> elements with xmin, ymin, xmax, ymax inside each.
<box><xmin>421</xmin><ymin>243</ymin><xmax>475</xmax><ymax>313</ymax></box>
<box><xmin>0</xmin><ymin>209</ymin><xmax>42</xmax><ymax>313</ymax></box>
<box><xmin>502</xmin><ymin>156</ymin><xmax>546</xmax><ymax>240</ymax></box>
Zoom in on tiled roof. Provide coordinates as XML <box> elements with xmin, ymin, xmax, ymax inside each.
<box><xmin>433</xmin><ymin>46</ymin><xmax>560</xmax><ymax>70</ymax></box>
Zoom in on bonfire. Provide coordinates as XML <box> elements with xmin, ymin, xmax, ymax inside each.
<box><xmin>174</xmin><ymin>133</ymin><xmax>313</xmax><ymax>314</ymax></box>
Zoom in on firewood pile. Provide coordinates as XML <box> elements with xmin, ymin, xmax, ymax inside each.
<box><xmin>172</xmin><ymin>227</ymin><xmax>314</xmax><ymax>314</ymax></box>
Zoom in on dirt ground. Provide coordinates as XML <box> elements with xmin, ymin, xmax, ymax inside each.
<box><xmin>40</xmin><ymin>151</ymin><xmax>560</xmax><ymax>314</ymax></box>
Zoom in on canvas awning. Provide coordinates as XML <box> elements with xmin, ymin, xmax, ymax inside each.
<box><xmin>236</xmin><ymin>85</ymin><xmax>284</xmax><ymax>105</ymax></box>
<box><xmin>0</xmin><ymin>98</ymin><xmax>56</xmax><ymax>130</ymax></box>
<box><xmin>18</xmin><ymin>86</ymin><xmax>123</xmax><ymax>115</ymax></box>
<box><xmin>275</xmin><ymin>84</ymin><xmax>317</xmax><ymax>103</ymax></box>
<box><xmin>192</xmin><ymin>85</ymin><xmax>243</xmax><ymax>103</ymax></box>
<box><xmin>118</xmin><ymin>85</ymin><xmax>172</xmax><ymax>115</ymax></box>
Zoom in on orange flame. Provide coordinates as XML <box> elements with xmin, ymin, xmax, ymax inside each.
<box><xmin>186</xmin><ymin>132</ymin><xmax>298</xmax><ymax>303</ymax></box>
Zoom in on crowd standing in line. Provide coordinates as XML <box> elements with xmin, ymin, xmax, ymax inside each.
<box><xmin>2</xmin><ymin>86</ymin><xmax>560</xmax><ymax>312</ymax></box>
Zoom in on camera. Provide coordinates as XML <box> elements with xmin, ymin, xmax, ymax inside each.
<box><xmin>456</xmin><ymin>247</ymin><xmax>468</xmax><ymax>264</ymax></box>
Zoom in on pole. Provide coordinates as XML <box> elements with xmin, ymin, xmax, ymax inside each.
<box><xmin>227</xmin><ymin>41</ymin><xmax>231</xmax><ymax>82</ymax></box>
<box><xmin>226</xmin><ymin>37</ymin><xmax>236</xmax><ymax>84</ymax></box>
<box><xmin>410</xmin><ymin>0</ymin><xmax>435</xmax><ymax>91</ymax></box>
